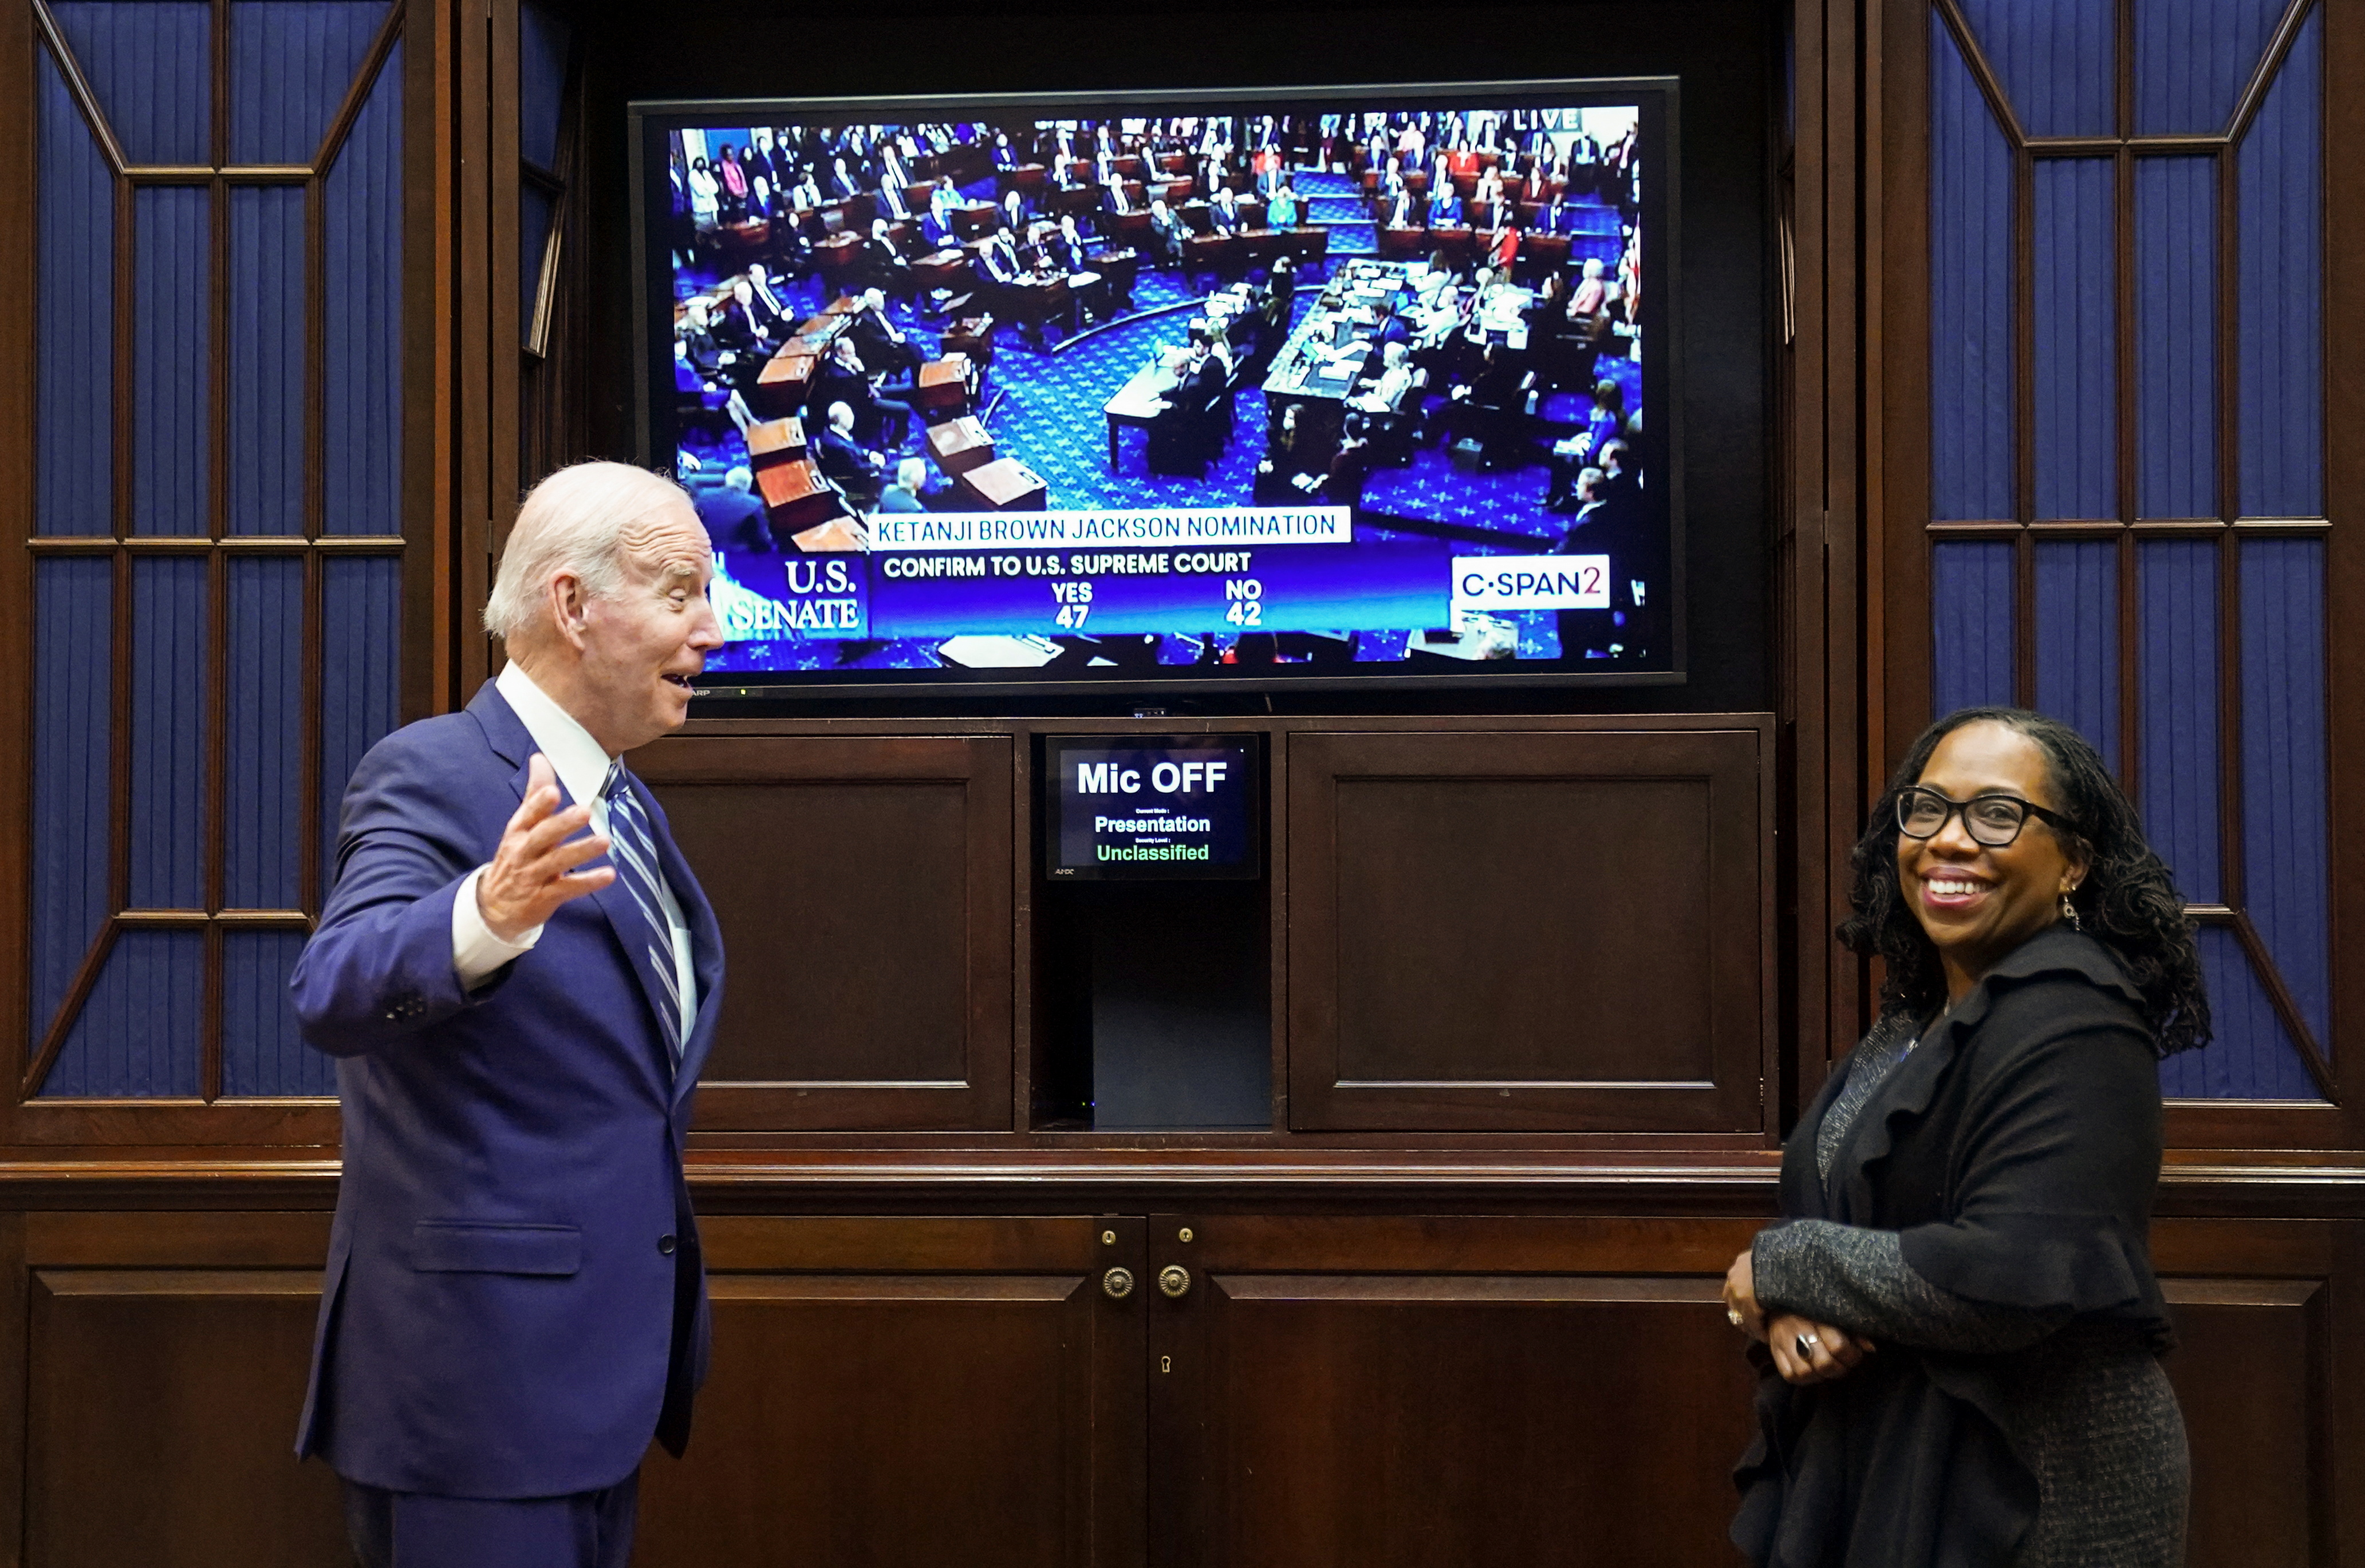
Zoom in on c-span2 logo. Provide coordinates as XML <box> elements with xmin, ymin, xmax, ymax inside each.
<box><xmin>1449</xmin><ymin>556</ymin><xmax>1611</xmax><ymax>611</ymax></box>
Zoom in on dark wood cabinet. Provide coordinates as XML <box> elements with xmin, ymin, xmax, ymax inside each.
<box><xmin>639</xmin><ymin>715</ymin><xmax>1777</xmax><ymax>1146</ymax></box>
<box><xmin>0</xmin><ymin>1202</ymin><xmax>2352</xmax><ymax>1567</ymax></box>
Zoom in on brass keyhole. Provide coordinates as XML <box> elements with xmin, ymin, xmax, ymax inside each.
<box><xmin>1157</xmin><ymin>1264</ymin><xmax>1192</xmax><ymax>1299</ymax></box>
<box><xmin>1160</xmin><ymin>1354</ymin><xmax>1173</xmax><ymax>1373</ymax></box>
<box><xmin>1102</xmin><ymin>1267</ymin><xmax>1136</xmax><ymax>1300</ymax></box>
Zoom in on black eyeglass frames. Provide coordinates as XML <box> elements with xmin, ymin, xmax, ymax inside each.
<box><xmin>1893</xmin><ymin>786</ymin><xmax>2073</xmax><ymax>849</ymax></box>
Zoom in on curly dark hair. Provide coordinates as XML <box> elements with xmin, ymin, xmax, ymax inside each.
<box><xmin>1837</xmin><ymin>706</ymin><xmax>2210</xmax><ymax>1055</ymax></box>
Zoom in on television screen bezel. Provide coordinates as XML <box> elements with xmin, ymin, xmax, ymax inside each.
<box><xmin>628</xmin><ymin>76</ymin><xmax>1685</xmax><ymax>702</ymax></box>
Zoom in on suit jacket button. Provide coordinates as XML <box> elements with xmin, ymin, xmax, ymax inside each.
<box><xmin>658</xmin><ymin>1234</ymin><xmax>677</xmax><ymax>1255</ymax></box>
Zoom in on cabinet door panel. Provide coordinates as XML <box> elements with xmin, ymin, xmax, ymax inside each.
<box><xmin>2162</xmin><ymin>1278</ymin><xmax>2321</xmax><ymax>1568</ymax></box>
<box><xmin>1286</xmin><ymin>727</ymin><xmax>1772</xmax><ymax>1132</ymax></box>
<box><xmin>635</xmin><ymin>736</ymin><xmax>1015</xmax><ymax>1131</ymax></box>
<box><xmin>2149</xmin><ymin>1218</ymin><xmax>2365</xmax><ymax>1568</ymax></box>
<box><xmin>637</xmin><ymin>1214</ymin><xmax>1144</xmax><ymax>1568</ymax></box>
<box><xmin>1150</xmin><ymin>1214</ymin><xmax>1760</xmax><ymax>1568</ymax></box>
<box><xmin>27</xmin><ymin>1268</ymin><xmax>345</xmax><ymax>1568</ymax></box>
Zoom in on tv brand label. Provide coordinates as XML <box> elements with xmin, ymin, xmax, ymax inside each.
<box><xmin>1450</xmin><ymin>555</ymin><xmax>1612</xmax><ymax>611</ymax></box>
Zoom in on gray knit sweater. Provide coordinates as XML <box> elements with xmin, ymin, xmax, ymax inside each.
<box><xmin>1752</xmin><ymin>1030</ymin><xmax>2189</xmax><ymax>1567</ymax></box>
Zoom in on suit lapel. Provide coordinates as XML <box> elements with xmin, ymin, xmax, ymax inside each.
<box><xmin>472</xmin><ymin>681</ymin><xmax>675</xmax><ymax>1104</ymax></box>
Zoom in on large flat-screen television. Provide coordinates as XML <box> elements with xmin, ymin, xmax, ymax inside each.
<box><xmin>629</xmin><ymin>80</ymin><xmax>1678</xmax><ymax>697</ymax></box>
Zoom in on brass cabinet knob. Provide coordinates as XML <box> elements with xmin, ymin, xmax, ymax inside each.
<box><xmin>1157</xmin><ymin>1264</ymin><xmax>1192</xmax><ymax>1299</ymax></box>
<box><xmin>1102</xmin><ymin>1267</ymin><xmax>1136</xmax><ymax>1300</ymax></box>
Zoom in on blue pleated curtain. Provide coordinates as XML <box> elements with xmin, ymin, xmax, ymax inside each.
<box><xmin>26</xmin><ymin>0</ymin><xmax>405</xmax><ymax>1100</ymax></box>
<box><xmin>1929</xmin><ymin>0</ymin><xmax>2329</xmax><ymax>1099</ymax></box>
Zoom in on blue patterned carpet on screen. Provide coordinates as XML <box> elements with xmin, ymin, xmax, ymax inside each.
<box><xmin>680</xmin><ymin>261</ymin><xmax>1642</xmax><ymax>553</ymax></box>
<box><xmin>681</xmin><ymin>234</ymin><xmax>1645</xmax><ymax>671</ymax></box>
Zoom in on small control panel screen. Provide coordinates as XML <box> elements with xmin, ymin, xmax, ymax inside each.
<box><xmin>1046</xmin><ymin>734</ymin><xmax>1263</xmax><ymax>880</ymax></box>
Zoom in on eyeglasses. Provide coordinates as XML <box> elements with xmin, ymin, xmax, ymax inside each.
<box><xmin>1893</xmin><ymin>785</ymin><xmax>2073</xmax><ymax>849</ymax></box>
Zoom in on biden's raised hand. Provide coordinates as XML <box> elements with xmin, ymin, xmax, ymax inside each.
<box><xmin>476</xmin><ymin>752</ymin><xmax>614</xmax><ymax>942</ymax></box>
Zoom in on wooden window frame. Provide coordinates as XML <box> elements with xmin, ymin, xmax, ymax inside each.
<box><xmin>1878</xmin><ymin>0</ymin><xmax>2365</xmax><ymax>1150</ymax></box>
<box><xmin>0</xmin><ymin>0</ymin><xmax>449</xmax><ymax>1148</ymax></box>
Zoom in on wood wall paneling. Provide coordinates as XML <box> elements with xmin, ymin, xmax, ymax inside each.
<box><xmin>18</xmin><ymin>1211</ymin><xmax>341</xmax><ymax>1568</ymax></box>
<box><xmin>1286</xmin><ymin>726</ymin><xmax>1773</xmax><ymax>1133</ymax></box>
<box><xmin>636</xmin><ymin>735</ymin><xmax>1015</xmax><ymax>1132</ymax></box>
<box><xmin>0</xmin><ymin>1207</ymin><xmax>2348</xmax><ymax>1564</ymax></box>
<box><xmin>2163</xmin><ymin>1277</ymin><xmax>2323</xmax><ymax>1567</ymax></box>
<box><xmin>2151</xmin><ymin>1214</ymin><xmax>2365</xmax><ymax>1568</ymax></box>
<box><xmin>0</xmin><ymin>0</ymin><xmax>37</xmax><ymax>1180</ymax></box>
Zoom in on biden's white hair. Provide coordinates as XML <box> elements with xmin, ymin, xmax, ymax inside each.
<box><xmin>483</xmin><ymin>461</ymin><xmax>692</xmax><ymax>645</ymax></box>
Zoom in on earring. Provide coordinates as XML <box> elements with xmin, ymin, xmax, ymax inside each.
<box><xmin>2060</xmin><ymin>890</ymin><xmax>2082</xmax><ymax>932</ymax></box>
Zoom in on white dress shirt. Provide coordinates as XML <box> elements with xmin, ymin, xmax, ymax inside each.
<box><xmin>451</xmin><ymin>663</ymin><xmax>699</xmax><ymax>1048</ymax></box>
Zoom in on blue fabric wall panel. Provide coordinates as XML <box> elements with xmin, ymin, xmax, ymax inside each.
<box><xmin>36</xmin><ymin>46</ymin><xmax>114</xmax><ymax>538</ymax></box>
<box><xmin>322</xmin><ymin>42</ymin><xmax>403</xmax><ymax>536</ymax></box>
<box><xmin>127</xmin><ymin>556</ymin><xmax>210</xmax><ymax>911</ymax></box>
<box><xmin>519</xmin><ymin>3</ymin><xmax>570</xmax><ymax>172</ymax></box>
<box><xmin>1930</xmin><ymin>541</ymin><xmax>2017</xmax><ymax>717</ymax></box>
<box><xmin>2032</xmin><ymin>160</ymin><xmax>2115</xmax><ymax>520</ymax></box>
<box><xmin>1930</xmin><ymin>24</ymin><xmax>2016</xmax><ymax>522</ymax></box>
<box><xmin>230</xmin><ymin>1</ymin><xmax>390</xmax><ymax>165</ymax></box>
<box><xmin>1953</xmin><ymin>0</ymin><xmax>2114</xmax><ymax>137</ymax></box>
<box><xmin>2135</xmin><ymin>540</ymin><xmax>2220</xmax><ymax>904</ymax></box>
<box><xmin>2032</xmin><ymin>541</ymin><xmax>2118</xmax><ymax>772</ymax></box>
<box><xmin>2238</xmin><ymin>9</ymin><xmax>2323</xmax><ymax>520</ymax></box>
<box><xmin>224</xmin><ymin>558</ymin><xmax>305</xmax><ymax>909</ymax></box>
<box><xmin>222</xmin><ymin>930</ymin><xmax>333</xmax><ymax>1096</ymax></box>
<box><xmin>132</xmin><ymin>186</ymin><xmax>210</xmax><ymax>537</ymax></box>
<box><xmin>2134</xmin><ymin>157</ymin><xmax>2217</xmax><ymax>519</ymax></box>
<box><xmin>37</xmin><ymin>931</ymin><xmax>204</xmax><ymax>1098</ymax></box>
<box><xmin>1949</xmin><ymin>0</ymin><xmax>2119</xmax><ymax>137</ymax></box>
<box><xmin>2158</xmin><ymin>926</ymin><xmax>2321</xmax><ymax>1099</ymax></box>
<box><xmin>2240</xmin><ymin>538</ymin><xmax>2329</xmax><ymax>1050</ymax></box>
<box><xmin>2135</xmin><ymin>0</ymin><xmax>2284</xmax><ymax>135</ymax></box>
<box><xmin>228</xmin><ymin>187</ymin><xmax>308</xmax><ymax>536</ymax></box>
<box><xmin>30</xmin><ymin>559</ymin><xmax>115</xmax><ymax>1044</ymax></box>
<box><xmin>48</xmin><ymin>1</ymin><xmax>211</xmax><ymax>166</ymax></box>
<box><xmin>320</xmin><ymin>556</ymin><xmax>401</xmax><ymax>892</ymax></box>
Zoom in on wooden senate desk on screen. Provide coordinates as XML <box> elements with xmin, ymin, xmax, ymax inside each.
<box><xmin>751</xmin><ymin>349</ymin><xmax>817</xmax><ymax>420</ymax></box>
<box><xmin>1102</xmin><ymin>359</ymin><xmax>1180</xmax><ymax>469</ymax></box>
<box><xmin>926</xmin><ymin>414</ymin><xmax>995</xmax><ymax>477</ymax></box>
<box><xmin>1258</xmin><ymin>259</ymin><xmax>1434</xmax><ymax>460</ymax></box>
<box><xmin>915</xmin><ymin>354</ymin><xmax>973</xmax><ymax>418</ymax></box>
<box><xmin>956</xmin><ymin>455</ymin><xmax>1048</xmax><ymax>509</ymax></box>
<box><xmin>912</xmin><ymin>248</ymin><xmax>968</xmax><ymax>294</ymax></box>
<box><xmin>755</xmin><ymin>459</ymin><xmax>842</xmax><ymax>537</ymax></box>
<box><xmin>744</xmin><ymin>417</ymin><xmax>806</xmax><ymax>468</ymax></box>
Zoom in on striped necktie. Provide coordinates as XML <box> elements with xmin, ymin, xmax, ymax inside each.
<box><xmin>601</xmin><ymin>761</ymin><xmax>684</xmax><ymax>1067</ymax></box>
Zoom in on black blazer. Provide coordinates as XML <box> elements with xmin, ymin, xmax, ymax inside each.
<box><xmin>1733</xmin><ymin>926</ymin><xmax>2175</xmax><ymax>1567</ymax></box>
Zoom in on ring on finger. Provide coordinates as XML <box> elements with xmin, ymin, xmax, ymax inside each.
<box><xmin>1794</xmin><ymin>1333</ymin><xmax>1818</xmax><ymax>1359</ymax></box>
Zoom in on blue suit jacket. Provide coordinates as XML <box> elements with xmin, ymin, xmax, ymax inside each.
<box><xmin>290</xmin><ymin>681</ymin><xmax>723</xmax><ymax>1498</ymax></box>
